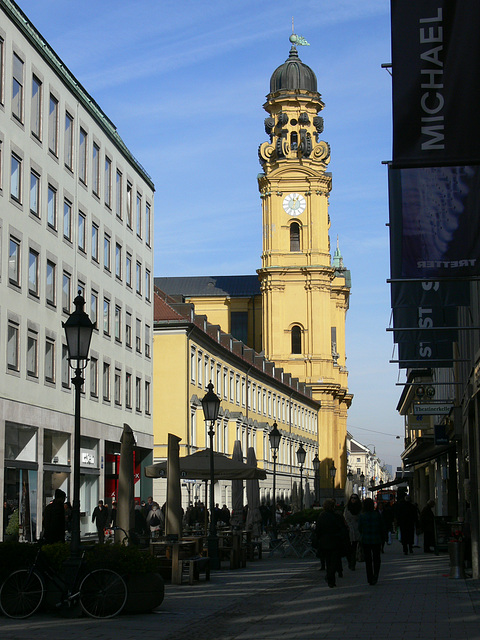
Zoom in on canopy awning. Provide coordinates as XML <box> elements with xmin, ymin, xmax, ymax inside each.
<box><xmin>401</xmin><ymin>437</ymin><xmax>454</xmax><ymax>468</ymax></box>
<box><xmin>145</xmin><ymin>448</ymin><xmax>267</xmax><ymax>481</ymax></box>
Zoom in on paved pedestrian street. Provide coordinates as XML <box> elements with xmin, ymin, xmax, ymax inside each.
<box><xmin>1</xmin><ymin>540</ymin><xmax>480</xmax><ymax>640</ymax></box>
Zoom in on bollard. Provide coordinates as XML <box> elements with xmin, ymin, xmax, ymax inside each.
<box><xmin>448</xmin><ymin>540</ymin><xmax>465</xmax><ymax>579</ymax></box>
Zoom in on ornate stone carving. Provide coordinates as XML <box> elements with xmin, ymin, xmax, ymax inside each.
<box><xmin>258</xmin><ymin>141</ymin><xmax>275</xmax><ymax>165</ymax></box>
<box><xmin>311</xmin><ymin>141</ymin><xmax>330</xmax><ymax>163</ymax></box>
<box><xmin>313</xmin><ymin>116</ymin><xmax>324</xmax><ymax>134</ymax></box>
<box><xmin>264</xmin><ymin>117</ymin><xmax>275</xmax><ymax>136</ymax></box>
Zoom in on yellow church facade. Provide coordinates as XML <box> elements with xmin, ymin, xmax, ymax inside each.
<box><xmin>154</xmin><ymin>39</ymin><xmax>351</xmax><ymax>496</ymax></box>
<box><xmin>152</xmin><ymin>289</ymin><xmax>321</xmax><ymax>507</ymax></box>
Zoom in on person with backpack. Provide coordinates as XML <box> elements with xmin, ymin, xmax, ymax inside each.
<box><xmin>146</xmin><ymin>502</ymin><xmax>164</xmax><ymax>538</ymax></box>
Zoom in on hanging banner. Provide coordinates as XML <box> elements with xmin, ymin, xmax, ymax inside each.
<box><xmin>389</xmin><ymin>165</ymin><xmax>480</xmax><ymax>280</ymax></box>
<box><xmin>391</xmin><ymin>0</ymin><xmax>480</xmax><ymax>167</ymax></box>
<box><xmin>396</xmin><ymin>333</ymin><xmax>453</xmax><ymax>369</ymax></box>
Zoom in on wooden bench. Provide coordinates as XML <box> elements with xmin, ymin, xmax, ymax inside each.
<box><xmin>182</xmin><ymin>556</ymin><xmax>211</xmax><ymax>584</ymax></box>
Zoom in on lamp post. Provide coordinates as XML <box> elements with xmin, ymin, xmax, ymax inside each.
<box><xmin>370</xmin><ymin>477</ymin><xmax>376</xmax><ymax>498</ymax></box>
<box><xmin>201</xmin><ymin>382</ymin><xmax>221</xmax><ymax>569</ymax></box>
<box><xmin>329</xmin><ymin>462</ymin><xmax>336</xmax><ymax>501</ymax></box>
<box><xmin>62</xmin><ymin>294</ymin><xmax>95</xmax><ymax>557</ymax></box>
<box><xmin>269</xmin><ymin>422</ymin><xmax>281</xmax><ymax>536</ymax></box>
<box><xmin>296</xmin><ymin>443</ymin><xmax>306</xmax><ymax>511</ymax></box>
<box><xmin>360</xmin><ymin>472</ymin><xmax>365</xmax><ymax>499</ymax></box>
<box><xmin>313</xmin><ymin>453</ymin><xmax>320</xmax><ymax>503</ymax></box>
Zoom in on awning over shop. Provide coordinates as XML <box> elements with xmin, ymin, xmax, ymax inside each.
<box><xmin>370</xmin><ymin>471</ymin><xmax>413</xmax><ymax>491</ymax></box>
<box><xmin>401</xmin><ymin>437</ymin><xmax>454</xmax><ymax>468</ymax></box>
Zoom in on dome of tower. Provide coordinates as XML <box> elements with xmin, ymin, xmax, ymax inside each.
<box><xmin>269</xmin><ymin>46</ymin><xmax>317</xmax><ymax>94</ymax></box>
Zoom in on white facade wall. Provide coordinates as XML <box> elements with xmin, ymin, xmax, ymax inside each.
<box><xmin>0</xmin><ymin>1</ymin><xmax>154</xmax><ymax>540</ymax></box>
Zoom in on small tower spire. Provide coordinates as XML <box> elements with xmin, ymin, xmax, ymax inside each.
<box><xmin>332</xmin><ymin>235</ymin><xmax>344</xmax><ymax>269</ymax></box>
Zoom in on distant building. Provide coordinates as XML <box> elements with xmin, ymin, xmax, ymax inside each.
<box><xmin>0</xmin><ymin>0</ymin><xmax>154</xmax><ymax>539</ymax></box>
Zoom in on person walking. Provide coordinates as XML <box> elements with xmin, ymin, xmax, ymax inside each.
<box><xmin>146</xmin><ymin>502</ymin><xmax>164</xmax><ymax>538</ymax></box>
<box><xmin>314</xmin><ymin>498</ymin><xmax>346</xmax><ymax>588</ymax></box>
<box><xmin>344</xmin><ymin>493</ymin><xmax>362</xmax><ymax>570</ymax></box>
<box><xmin>92</xmin><ymin>500</ymin><xmax>110</xmax><ymax>543</ymax></box>
<box><xmin>396</xmin><ymin>494</ymin><xmax>418</xmax><ymax>555</ymax></box>
<box><xmin>420</xmin><ymin>499</ymin><xmax>436</xmax><ymax>553</ymax></box>
<box><xmin>43</xmin><ymin>489</ymin><xmax>66</xmax><ymax>544</ymax></box>
<box><xmin>358</xmin><ymin>497</ymin><xmax>385</xmax><ymax>586</ymax></box>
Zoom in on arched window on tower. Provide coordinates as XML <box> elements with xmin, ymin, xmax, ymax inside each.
<box><xmin>290</xmin><ymin>131</ymin><xmax>298</xmax><ymax>150</ymax></box>
<box><xmin>290</xmin><ymin>222</ymin><xmax>300</xmax><ymax>252</ymax></box>
<box><xmin>291</xmin><ymin>325</ymin><xmax>302</xmax><ymax>354</ymax></box>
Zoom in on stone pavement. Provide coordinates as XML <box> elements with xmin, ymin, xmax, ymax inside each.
<box><xmin>1</xmin><ymin>539</ymin><xmax>480</xmax><ymax>640</ymax></box>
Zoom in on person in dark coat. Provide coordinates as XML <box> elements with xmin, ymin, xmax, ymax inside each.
<box><xmin>92</xmin><ymin>500</ymin><xmax>110</xmax><ymax>543</ymax></box>
<box><xmin>344</xmin><ymin>493</ymin><xmax>362</xmax><ymax>569</ymax></box>
<box><xmin>43</xmin><ymin>489</ymin><xmax>66</xmax><ymax>544</ymax></box>
<box><xmin>110</xmin><ymin>501</ymin><xmax>118</xmax><ymax>528</ymax></box>
<box><xmin>395</xmin><ymin>494</ymin><xmax>418</xmax><ymax>555</ymax></box>
<box><xmin>358</xmin><ymin>497</ymin><xmax>385</xmax><ymax>586</ymax></box>
<box><xmin>313</xmin><ymin>498</ymin><xmax>347</xmax><ymax>588</ymax></box>
<box><xmin>420</xmin><ymin>499</ymin><xmax>436</xmax><ymax>552</ymax></box>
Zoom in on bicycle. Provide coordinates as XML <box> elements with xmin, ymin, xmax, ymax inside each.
<box><xmin>0</xmin><ymin>544</ymin><xmax>127</xmax><ymax>619</ymax></box>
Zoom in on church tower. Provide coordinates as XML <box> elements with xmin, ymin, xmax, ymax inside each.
<box><xmin>257</xmin><ymin>37</ymin><xmax>352</xmax><ymax>487</ymax></box>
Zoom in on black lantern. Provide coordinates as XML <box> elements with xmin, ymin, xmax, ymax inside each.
<box><xmin>269</xmin><ymin>422</ymin><xmax>281</xmax><ymax>535</ymax></box>
<box><xmin>312</xmin><ymin>453</ymin><xmax>320</xmax><ymax>503</ymax></box>
<box><xmin>201</xmin><ymin>382</ymin><xmax>220</xmax><ymax>423</ymax></box>
<box><xmin>201</xmin><ymin>382</ymin><xmax>221</xmax><ymax>569</ymax></box>
<box><xmin>63</xmin><ymin>294</ymin><xmax>95</xmax><ymax>367</ymax></box>
<box><xmin>269</xmin><ymin>421</ymin><xmax>281</xmax><ymax>451</ymax></box>
<box><xmin>296</xmin><ymin>443</ymin><xmax>306</xmax><ymax>466</ymax></box>
<box><xmin>62</xmin><ymin>294</ymin><xmax>94</xmax><ymax>561</ymax></box>
<box><xmin>296</xmin><ymin>443</ymin><xmax>306</xmax><ymax>511</ymax></box>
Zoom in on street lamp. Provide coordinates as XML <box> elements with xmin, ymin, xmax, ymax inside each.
<box><xmin>201</xmin><ymin>381</ymin><xmax>221</xmax><ymax>569</ymax></box>
<box><xmin>312</xmin><ymin>453</ymin><xmax>320</xmax><ymax>503</ymax></box>
<box><xmin>62</xmin><ymin>294</ymin><xmax>95</xmax><ymax>557</ymax></box>
<box><xmin>296</xmin><ymin>443</ymin><xmax>306</xmax><ymax>511</ymax></box>
<box><xmin>360</xmin><ymin>472</ymin><xmax>365</xmax><ymax>499</ymax></box>
<box><xmin>269</xmin><ymin>422</ymin><xmax>281</xmax><ymax>536</ymax></box>
<box><xmin>329</xmin><ymin>462</ymin><xmax>336</xmax><ymax>501</ymax></box>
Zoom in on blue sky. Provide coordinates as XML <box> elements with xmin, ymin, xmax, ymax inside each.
<box><xmin>18</xmin><ymin>0</ymin><xmax>405</xmax><ymax>470</ymax></box>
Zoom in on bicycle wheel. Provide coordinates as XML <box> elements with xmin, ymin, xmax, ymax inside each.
<box><xmin>79</xmin><ymin>569</ymin><xmax>127</xmax><ymax>618</ymax></box>
<box><xmin>0</xmin><ymin>569</ymin><xmax>45</xmax><ymax>618</ymax></box>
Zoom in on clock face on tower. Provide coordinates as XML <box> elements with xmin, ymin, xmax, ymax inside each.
<box><xmin>283</xmin><ymin>193</ymin><xmax>306</xmax><ymax>216</ymax></box>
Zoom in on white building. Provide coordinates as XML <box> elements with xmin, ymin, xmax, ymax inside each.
<box><xmin>0</xmin><ymin>0</ymin><xmax>154</xmax><ymax>540</ymax></box>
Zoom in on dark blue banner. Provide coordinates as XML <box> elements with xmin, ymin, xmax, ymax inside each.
<box><xmin>391</xmin><ymin>0</ymin><xmax>480</xmax><ymax>167</ymax></box>
<box><xmin>389</xmin><ymin>166</ymin><xmax>480</xmax><ymax>280</ymax></box>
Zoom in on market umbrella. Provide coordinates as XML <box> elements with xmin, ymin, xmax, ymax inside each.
<box><xmin>291</xmin><ymin>481</ymin><xmax>299</xmax><ymax>511</ymax></box>
<box><xmin>304</xmin><ymin>479</ymin><xmax>312</xmax><ymax>509</ymax></box>
<box><xmin>165</xmin><ymin>433</ymin><xmax>182</xmax><ymax>537</ymax></box>
<box><xmin>145</xmin><ymin>448</ymin><xmax>266</xmax><ymax>481</ymax></box>
<box><xmin>245</xmin><ymin>447</ymin><xmax>262</xmax><ymax>537</ymax></box>
<box><xmin>230</xmin><ymin>441</ymin><xmax>244</xmax><ymax>529</ymax></box>
<box><xmin>116</xmin><ymin>423</ymin><xmax>135</xmax><ymax>542</ymax></box>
